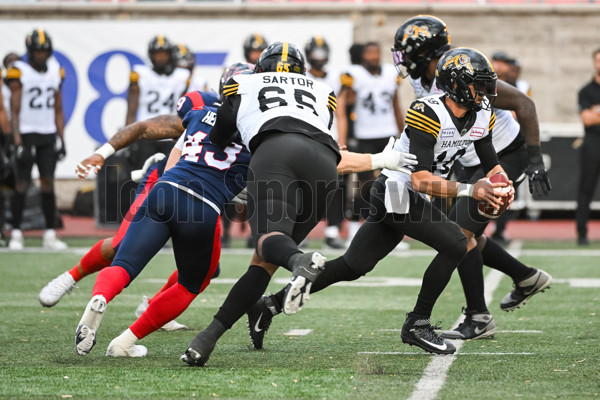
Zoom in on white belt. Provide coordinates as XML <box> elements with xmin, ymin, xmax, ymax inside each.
<box><xmin>162</xmin><ymin>181</ymin><xmax>221</xmax><ymax>215</ymax></box>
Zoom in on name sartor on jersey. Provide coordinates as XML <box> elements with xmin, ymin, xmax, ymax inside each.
<box><xmin>262</xmin><ymin>75</ymin><xmax>314</xmax><ymax>89</ymax></box>
<box><xmin>201</xmin><ymin>110</ymin><xmax>217</xmax><ymax>126</ymax></box>
<box><xmin>440</xmin><ymin>139</ymin><xmax>472</xmax><ymax>148</ymax></box>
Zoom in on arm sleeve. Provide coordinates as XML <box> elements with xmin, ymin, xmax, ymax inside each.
<box><xmin>408</xmin><ymin>126</ymin><xmax>437</xmax><ymax>173</ymax></box>
<box><xmin>474</xmin><ymin>132</ymin><xmax>499</xmax><ymax>174</ymax></box>
<box><xmin>174</xmin><ymin>132</ymin><xmax>186</xmax><ymax>151</ymax></box>
<box><xmin>209</xmin><ymin>95</ymin><xmax>240</xmax><ymax>146</ymax></box>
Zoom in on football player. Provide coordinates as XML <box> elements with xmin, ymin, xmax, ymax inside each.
<box><xmin>176</xmin><ymin>43</ymin><xmax>208</xmax><ymax>92</ymax></box>
<box><xmin>391</xmin><ymin>16</ymin><xmax>551</xmax><ymax>339</ymax></box>
<box><xmin>336</xmin><ymin>42</ymin><xmax>405</xmax><ymax>244</ymax></box>
<box><xmin>181</xmin><ymin>43</ymin><xmax>417</xmax><ymax>366</ymax></box>
<box><xmin>39</xmin><ymin>89</ymin><xmax>221</xmax><ymax>333</ymax></box>
<box><xmin>125</xmin><ymin>35</ymin><xmax>191</xmax><ymax>167</ymax></box>
<box><xmin>5</xmin><ymin>29</ymin><xmax>67</xmax><ymax>251</ymax></box>
<box><xmin>243</xmin><ymin>33</ymin><xmax>268</xmax><ymax>64</ymax></box>
<box><xmin>0</xmin><ymin>67</ymin><xmax>10</xmax><ymax>246</ymax></box>
<box><xmin>304</xmin><ymin>35</ymin><xmax>346</xmax><ymax>249</ymax></box>
<box><xmin>251</xmin><ymin>48</ymin><xmax>513</xmax><ymax>355</ymax></box>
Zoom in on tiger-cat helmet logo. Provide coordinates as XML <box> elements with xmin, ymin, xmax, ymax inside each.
<box><xmin>402</xmin><ymin>25</ymin><xmax>433</xmax><ymax>46</ymax></box>
<box><xmin>442</xmin><ymin>54</ymin><xmax>474</xmax><ymax>74</ymax></box>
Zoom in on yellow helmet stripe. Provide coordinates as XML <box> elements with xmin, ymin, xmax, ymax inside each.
<box><xmin>178</xmin><ymin>44</ymin><xmax>187</xmax><ymax>56</ymax></box>
<box><xmin>158</xmin><ymin>35</ymin><xmax>164</xmax><ymax>47</ymax></box>
<box><xmin>315</xmin><ymin>35</ymin><xmax>324</xmax><ymax>47</ymax></box>
<box><xmin>38</xmin><ymin>28</ymin><xmax>45</xmax><ymax>45</ymax></box>
<box><xmin>281</xmin><ymin>42</ymin><xmax>289</xmax><ymax>62</ymax></box>
<box><xmin>255</xmin><ymin>34</ymin><xmax>263</xmax><ymax>46</ymax></box>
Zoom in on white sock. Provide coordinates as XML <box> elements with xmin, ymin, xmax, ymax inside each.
<box><xmin>116</xmin><ymin>328</ymin><xmax>139</xmax><ymax>347</ymax></box>
<box><xmin>348</xmin><ymin>221</ymin><xmax>361</xmax><ymax>240</ymax></box>
<box><xmin>324</xmin><ymin>226</ymin><xmax>339</xmax><ymax>239</ymax></box>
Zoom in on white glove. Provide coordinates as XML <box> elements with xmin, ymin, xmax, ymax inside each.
<box><xmin>231</xmin><ymin>188</ymin><xmax>248</xmax><ymax>205</ymax></box>
<box><xmin>131</xmin><ymin>153</ymin><xmax>166</xmax><ymax>182</ymax></box>
<box><xmin>370</xmin><ymin>137</ymin><xmax>417</xmax><ymax>175</ymax></box>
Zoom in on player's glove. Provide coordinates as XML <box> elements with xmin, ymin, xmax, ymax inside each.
<box><xmin>231</xmin><ymin>187</ymin><xmax>248</xmax><ymax>205</ymax></box>
<box><xmin>14</xmin><ymin>144</ymin><xmax>31</xmax><ymax>162</ymax></box>
<box><xmin>55</xmin><ymin>136</ymin><xmax>66</xmax><ymax>161</ymax></box>
<box><xmin>370</xmin><ymin>137</ymin><xmax>418</xmax><ymax>175</ymax></box>
<box><xmin>131</xmin><ymin>153</ymin><xmax>166</xmax><ymax>183</ymax></box>
<box><xmin>523</xmin><ymin>145</ymin><xmax>551</xmax><ymax>198</ymax></box>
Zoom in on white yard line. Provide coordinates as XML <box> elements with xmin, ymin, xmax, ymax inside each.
<box><xmin>405</xmin><ymin>240</ymin><xmax>522</xmax><ymax>400</ymax></box>
<box><xmin>284</xmin><ymin>329</ymin><xmax>313</xmax><ymax>336</ymax></box>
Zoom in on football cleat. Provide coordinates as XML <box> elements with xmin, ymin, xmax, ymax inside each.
<box><xmin>401</xmin><ymin>313</ymin><xmax>456</xmax><ymax>355</ymax></box>
<box><xmin>135</xmin><ymin>295</ymin><xmax>188</xmax><ymax>331</ymax></box>
<box><xmin>43</xmin><ymin>229</ymin><xmax>68</xmax><ymax>251</ymax></box>
<box><xmin>324</xmin><ymin>237</ymin><xmax>345</xmax><ymax>250</ymax></box>
<box><xmin>283</xmin><ymin>252</ymin><xmax>326</xmax><ymax>315</ymax></box>
<box><xmin>9</xmin><ymin>229</ymin><xmax>24</xmax><ymax>250</ymax></box>
<box><xmin>247</xmin><ymin>294</ymin><xmax>279</xmax><ymax>350</ymax></box>
<box><xmin>39</xmin><ymin>271</ymin><xmax>77</xmax><ymax>307</ymax></box>
<box><xmin>75</xmin><ymin>295</ymin><xmax>107</xmax><ymax>355</ymax></box>
<box><xmin>440</xmin><ymin>310</ymin><xmax>496</xmax><ymax>340</ymax></box>
<box><xmin>181</xmin><ymin>331</ymin><xmax>217</xmax><ymax>367</ymax></box>
<box><xmin>501</xmin><ymin>269</ymin><xmax>552</xmax><ymax>312</ymax></box>
<box><xmin>106</xmin><ymin>330</ymin><xmax>148</xmax><ymax>358</ymax></box>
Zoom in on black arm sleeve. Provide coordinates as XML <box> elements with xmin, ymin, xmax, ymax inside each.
<box><xmin>474</xmin><ymin>132</ymin><xmax>499</xmax><ymax>174</ymax></box>
<box><xmin>209</xmin><ymin>95</ymin><xmax>240</xmax><ymax>146</ymax></box>
<box><xmin>407</xmin><ymin>126</ymin><xmax>437</xmax><ymax>173</ymax></box>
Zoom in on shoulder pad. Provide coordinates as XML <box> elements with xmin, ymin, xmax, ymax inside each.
<box><xmin>406</xmin><ymin>99</ymin><xmax>441</xmax><ymax>139</ymax></box>
<box><xmin>176</xmin><ymin>90</ymin><xmax>220</xmax><ymax>119</ymax></box>
<box><xmin>5</xmin><ymin>67</ymin><xmax>21</xmax><ymax>80</ymax></box>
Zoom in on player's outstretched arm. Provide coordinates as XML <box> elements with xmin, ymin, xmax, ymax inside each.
<box><xmin>75</xmin><ymin>114</ymin><xmax>183</xmax><ymax>179</ymax></box>
<box><xmin>337</xmin><ymin>137</ymin><xmax>416</xmax><ymax>175</ymax></box>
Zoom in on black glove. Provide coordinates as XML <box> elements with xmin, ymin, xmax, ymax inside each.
<box><xmin>525</xmin><ymin>145</ymin><xmax>552</xmax><ymax>198</ymax></box>
<box><xmin>55</xmin><ymin>136</ymin><xmax>66</xmax><ymax>161</ymax></box>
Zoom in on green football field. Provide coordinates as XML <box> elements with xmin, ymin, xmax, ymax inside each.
<box><xmin>1</xmin><ymin>239</ymin><xmax>599</xmax><ymax>399</ymax></box>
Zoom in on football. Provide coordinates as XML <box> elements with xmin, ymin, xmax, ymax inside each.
<box><xmin>477</xmin><ymin>173</ymin><xmax>511</xmax><ymax>219</ymax></box>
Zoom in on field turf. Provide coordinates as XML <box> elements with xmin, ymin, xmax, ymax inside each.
<box><xmin>0</xmin><ymin>239</ymin><xmax>598</xmax><ymax>399</ymax></box>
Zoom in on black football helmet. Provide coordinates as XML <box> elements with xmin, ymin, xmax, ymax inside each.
<box><xmin>26</xmin><ymin>28</ymin><xmax>53</xmax><ymax>71</ymax></box>
<box><xmin>392</xmin><ymin>15</ymin><xmax>450</xmax><ymax>80</ymax></box>
<box><xmin>304</xmin><ymin>36</ymin><xmax>330</xmax><ymax>71</ymax></box>
<box><xmin>435</xmin><ymin>47</ymin><xmax>498</xmax><ymax>111</ymax></box>
<box><xmin>254</xmin><ymin>41</ymin><xmax>306</xmax><ymax>75</ymax></box>
<box><xmin>219</xmin><ymin>62</ymin><xmax>254</xmax><ymax>98</ymax></box>
<box><xmin>175</xmin><ymin>43</ymin><xmax>195</xmax><ymax>71</ymax></box>
<box><xmin>148</xmin><ymin>35</ymin><xmax>177</xmax><ymax>75</ymax></box>
<box><xmin>243</xmin><ymin>33</ymin><xmax>268</xmax><ymax>63</ymax></box>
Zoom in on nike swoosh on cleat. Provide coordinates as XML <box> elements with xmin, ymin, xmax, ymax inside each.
<box><xmin>291</xmin><ymin>292</ymin><xmax>303</xmax><ymax>302</ymax></box>
<box><xmin>254</xmin><ymin>313</ymin><xmax>263</xmax><ymax>333</ymax></box>
<box><xmin>474</xmin><ymin>326</ymin><xmax>487</xmax><ymax>335</ymax></box>
<box><xmin>420</xmin><ymin>338</ymin><xmax>447</xmax><ymax>351</ymax></box>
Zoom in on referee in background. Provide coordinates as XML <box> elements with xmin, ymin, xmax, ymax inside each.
<box><xmin>576</xmin><ymin>48</ymin><xmax>600</xmax><ymax>246</ymax></box>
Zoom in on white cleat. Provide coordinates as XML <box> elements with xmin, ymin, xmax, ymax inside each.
<box><xmin>160</xmin><ymin>320</ymin><xmax>188</xmax><ymax>332</ymax></box>
<box><xmin>43</xmin><ymin>229</ymin><xmax>68</xmax><ymax>251</ymax></box>
<box><xmin>283</xmin><ymin>252</ymin><xmax>326</xmax><ymax>315</ymax></box>
<box><xmin>9</xmin><ymin>229</ymin><xmax>24</xmax><ymax>250</ymax></box>
<box><xmin>135</xmin><ymin>295</ymin><xmax>188</xmax><ymax>331</ymax></box>
<box><xmin>39</xmin><ymin>271</ymin><xmax>76</xmax><ymax>307</ymax></box>
<box><xmin>106</xmin><ymin>330</ymin><xmax>148</xmax><ymax>358</ymax></box>
<box><xmin>75</xmin><ymin>295</ymin><xmax>107</xmax><ymax>355</ymax></box>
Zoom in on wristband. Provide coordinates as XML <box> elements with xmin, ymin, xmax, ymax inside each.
<box><xmin>94</xmin><ymin>143</ymin><xmax>115</xmax><ymax>159</ymax></box>
<box><xmin>457</xmin><ymin>183</ymin><xmax>474</xmax><ymax>197</ymax></box>
<box><xmin>370</xmin><ymin>152</ymin><xmax>386</xmax><ymax>170</ymax></box>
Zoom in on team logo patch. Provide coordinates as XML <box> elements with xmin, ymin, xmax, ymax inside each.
<box><xmin>470</xmin><ymin>127</ymin><xmax>484</xmax><ymax>137</ymax></box>
<box><xmin>441</xmin><ymin>128</ymin><xmax>455</xmax><ymax>138</ymax></box>
<box><xmin>412</xmin><ymin>102</ymin><xmax>425</xmax><ymax>112</ymax></box>
<box><xmin>442</xmin><ymin>54</ymin><xmax>474</xmax><ymax>74</ymax></box>
<box><xmin>402</xmin><ymin>25</ymin><xmax>432</xmax><ymax>45</ymax></box>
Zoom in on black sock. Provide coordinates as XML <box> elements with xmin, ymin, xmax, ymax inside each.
<box><xmin>214</xmin><ymin>265</ymin><xmax>271</xmax><ymax>329</ymax></box>
<box><xmin>481</xmin><ymin>238</ymin><xmax>533</xmax><ymax>282</ymax></box>
<box><xmin>203</xmin><ymin>319</ymin><xmax>227</xmax><ymax>340</ymax></box>
<box><xmin>41</xmin><ymin>192</ymin><xmax>56</xmax><ymax>229</ymax></box>
<box><xmin>413</xmin><ymin>238</ymin><xmax>467</xmax><ymax>317</ymax></box>
<box><xmin>270</xmin><ymin>256</ymin><xmax>361</xmax><ymax>314</ymax></box>
<box><xmin>260</xmin><ymin>234</ymin><xmax>301</xmax><ymax>271</ymax></box>
<box><xmin>456</xmin><ymin>248</ymin><xmax>488</xmax><ymax>313</ymax></box>
<box><xmin>10</xmin><ymin>192</ymin><xmax>26</xmax><ymax>229</ymax></box>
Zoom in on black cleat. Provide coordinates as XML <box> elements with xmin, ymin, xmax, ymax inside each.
<box><xmin>181</xmin><ymin>331</ymin><xmax>217</xmax><ymax>367</ymax></box>
<box><xmin>401</xmin><ymin>313</ymin><xmax>456</xmax><ymax>355</ymax></box>
<box><xmin>440</xmin><ymin>309</ymin><xmax>496</xmax><ymax>340</ymax></box>
<box><xmin>283</xmin><ymin>252</ymin><xmax>326</xmax><ymax>315</ymax></box>
<box><xmin>247</xmin><ymin>295</ymin><xmax>279</xmax><ymax>350</ymax></box>
<box><xmin>501</xmin><ymin>269</ymin><xmax>552</xmax><ymax>312</ymax></box>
